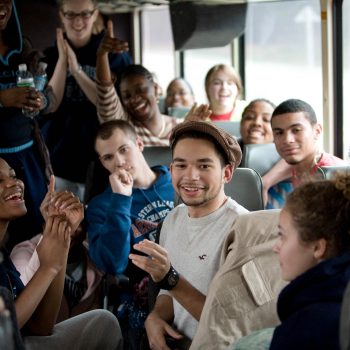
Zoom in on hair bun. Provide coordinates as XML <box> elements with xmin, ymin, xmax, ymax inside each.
<box><xmin>335</xmin><ymin>174</ymin><xmax>350</xmax><ymax>201</ymax></box>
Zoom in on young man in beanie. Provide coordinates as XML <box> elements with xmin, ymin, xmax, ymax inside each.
<box><xmin>129</xmin><ymin>120</ymin><xmax>248</xmax><ymax>349</ymax></box>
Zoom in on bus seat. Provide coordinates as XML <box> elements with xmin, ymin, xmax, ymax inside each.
<box><xmin>241</xmin><ymin>143</ymin><xmax>281</xmax><ymax>176</ymax></box>
<box><xmin>157</xmin><ymin>97</ymin><xmax>167</xmax><ymax>114</ymax></box>
<box><xmin>142</xmin><ymin>146</ymin><xmax>172</xmax><ymax>168</ymax></box>
<box><xmin>226</xmin><ymin>167</ymin><xmax>264</xmax><ymax>211</ymax></box>
<box><xmin>214</xmin><ymin>121</ymin><xmax>241</xmax><ymax>138</ymax></box>
<box><xmin>318</xmin><ymin>165</ymin><xmax>350</xmax><ymax>179</ymax></box>
<box><xmin>167</xmin><ymin>106</ymin><xmax>191</xmax><ymax>119</ymax></box>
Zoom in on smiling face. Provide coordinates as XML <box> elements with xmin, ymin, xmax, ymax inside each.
<box><xmin>272</xmin><ymin>112</ymin><xmax>322</xmax><ymax>167</ymax></box>
<box><xmin>170</xmin><ymin>137</ymin><xmax>232</xmax><ymax>218</ymax></box>
<box><xmin>119</xmin><ymin>74</ymin><xmax>158</xmax><ymax>123</ymax></box>
<box><xmin>165</xmin><ymin>79</ymin><xmax>195</xmax><ymax>109</ymax></box>
<box><xmin>95</xmin><ymin>128</ymin><xmax>145</xmax><ymax>181</ymax></box>
<box><xmin>206</xmin><ymin>69</ymin><xmax>239</xmax><ymax>114</ymax></box>
<box><xmin>240</xmin><ymin>100</ymin><xmax>274</xmax><ymax>144</ymax></box>
<box><xmin>59</xmin><ymin>0</ymin><xmax>98</xmax><ymax>48</ymax></box>
<box><xmin>0</xmin><ymin>0</ymin><xmax>12</xmax><ymax>31</ymax></box>
<box><xmin>0</xmin><ymin>158</ymin><xmax>26</xmax><ymax>222</ymax></box>
<box><xmin>273</xmin><ymin>208</ymin><xmax>319</xmax><ymax>281</ymax></box>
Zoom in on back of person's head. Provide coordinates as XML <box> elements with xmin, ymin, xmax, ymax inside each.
<box><xmin>95</xmin><ymin>120</ymin><xmax>137</xmax><ymax>145</ymax></box>
<box><xmin>272</xmin><ymin>99</ymin><xmax>317</xmax><ymax>125</ymax></box>
<box><xmin>285</xmin><ymin>173</ymin><xmax>350</xmax><ymax>259</ymax></box>
<box><xmin>165</xmin><ymin>78</ymin><xmax>195</xmax><ymax>109</ymax></box>
<box><xmin>170</xmin><ymin>121</ymin><xmax>242</xmax><ymax>169</ymax></box>
<box><xmin>204</xmin><ymin>64</ymin><xmax>242</xmax><ymax>101</ymax></box>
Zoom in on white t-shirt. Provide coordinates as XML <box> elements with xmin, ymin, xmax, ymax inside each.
<box><xmin>159</xmin><ymin>197</ymin><xmax>248</xmax><ymax>339</ymax></box>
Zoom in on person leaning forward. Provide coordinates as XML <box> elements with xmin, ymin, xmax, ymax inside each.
<box><xmin>129</xmin><ymin>120</ymin><xmax>248</xmax><ymax>350</ymax></box>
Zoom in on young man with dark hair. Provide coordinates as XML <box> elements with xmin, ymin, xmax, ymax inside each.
<box><xmin>270</xmin><ymin>98</ymin><xmax>346</xmax><ymax>187</ymax></box>
<box><xmin>129</xmin><ymin>121</ymin><xmax>248</xmax><ymax>349</ymax></box>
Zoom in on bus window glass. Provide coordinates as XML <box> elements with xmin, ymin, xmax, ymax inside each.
<box><xmin>343</xmin><ymin>0</ymin><xmax>350</xmax><ymax>161</ymax></box>
<box><xmin>183</xmin><ymin>45</ymin><xmax>232</xmax><ymax>104</ymax></box>
<box><xmin>141</xmin><ymin>7</ymin><xmax>175</xmax><ymax>95</ymax></box>
<box><xmin>245</xmin><ymin>0</ymin><xmax>322</xmax><ymax>123</ymax></box>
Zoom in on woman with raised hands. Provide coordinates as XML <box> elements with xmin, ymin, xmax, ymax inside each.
<box><xmin>0</xmin><ymin>157</ymin><xmax>123</xmax><ymax>349</ymax></box>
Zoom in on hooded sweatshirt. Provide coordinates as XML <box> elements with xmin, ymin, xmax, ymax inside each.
<box><xmin>87</xmin><ymin>165</ymin><xmax>174</xmax><ymax>281</ymax></box>
<box><xmin>270</xmin><ymin>252</ymin><xmax>350</xmax><ymax>350</ymax></box>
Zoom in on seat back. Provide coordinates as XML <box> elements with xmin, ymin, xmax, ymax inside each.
<box><xmin>241</xmin><ymin>143</ymin><xmax>281</xmax><ymax>176</ymax></box>
<box><xmin>214</xmin><ymin>121</ymin><xmax>241</xmax><ymax>138</ymax></box>
<box><xmin>142</xmin><ymin>146</ymin><xmax>172</xmax><ymax>168</ymax></box>
<box><xmin>318</xmin><ymin>165</ymin><xmax>350</xmax><ymax>179</ymax></box>
<box><xmin>226</xmin><ymin>167</ymin><xmax>264</xmax><ymax>211</ymax></box>
<box><xmin>167</xmin><ymin>106</ymin><xmax>191</xmax><ymax>119</ymax></box>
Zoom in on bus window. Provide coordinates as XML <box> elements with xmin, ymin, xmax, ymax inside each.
<box><xmin>183</xmin><ymin>45</ymin><xmax>232</xmax><ymax>104</ymax></box>
<box><xmin>141</xmin><ymin>7</ymin><xmax>175</xmax><ymax>94</ymax></box>
<box><xmin>245</xmin><ymin>0</ymin><xmax>322</xmax><ymax>125</ymax></box>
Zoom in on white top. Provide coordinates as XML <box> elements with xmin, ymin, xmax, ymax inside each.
<box><xmin>159</xmin><ymin>197</ymin><xmax>248</xmax><ymax>339</ymax></box>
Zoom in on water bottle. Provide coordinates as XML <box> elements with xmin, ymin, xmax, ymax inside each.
<box><xmin>16</xmin><ymin>63</ymin><xmax>38</xmax><ymax>118</ymax></box>
<box><xmin>34</xmin><ymin>62</ymin><xmax>48</xmax><ymax>92</ymax></box>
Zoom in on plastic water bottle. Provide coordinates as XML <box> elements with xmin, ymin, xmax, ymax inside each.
<box><xmin>16</xmin><ymin>63</ymin><xmax>38</xmax><ymax>118</ymax></box>
<box><xmin>34</xmin><ymin>62</ymin><xmax>48</xmax><ymax>92</ymax></box>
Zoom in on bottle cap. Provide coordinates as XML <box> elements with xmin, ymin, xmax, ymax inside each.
<box><xmin>39</xmin><ymin>62</ymin><xmax>48</xmax><ymax>71</ymax></box>
<box><xmin>18</xmin><ymin>63</ymin><xmax>27</xmax><ymax>71</ymax></box>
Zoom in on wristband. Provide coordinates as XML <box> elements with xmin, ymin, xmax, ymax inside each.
<box><xmin>157</xmin><ymin>265</ymin><xmax>180</xmax><ymax>290</ymax></box>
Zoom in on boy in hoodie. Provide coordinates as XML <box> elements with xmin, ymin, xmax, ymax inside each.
<box><xmin>86</xmin><ymin>120</ymin><xmax>175</xmax><ymax>349</ymax></box>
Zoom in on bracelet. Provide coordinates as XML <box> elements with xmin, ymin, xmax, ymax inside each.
<box><xmin>157</xmin><ymin>265</ymin><xmax>180</xmax><ymax>291</ymax></box>
<box><xmin>72</xmin><ymin>64</ymin><xmax>83</xmax><ymax>77</ymax></box>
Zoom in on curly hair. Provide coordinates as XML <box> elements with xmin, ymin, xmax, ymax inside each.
<box><xmin>285</xmin><ymin>173</ymin><xmax>350</xmax><ymax>258</ymax></box>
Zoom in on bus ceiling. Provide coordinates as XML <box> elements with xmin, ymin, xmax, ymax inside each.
<box><xmin>96</xmin><ymin>0</ymin><xmax>305</xmax><ymax>50</ymax></box>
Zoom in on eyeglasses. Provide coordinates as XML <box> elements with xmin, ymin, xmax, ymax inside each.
<box><xmin>62</xmin><ymin>9</ymin><xmax>96</xmax><ymax>20</ymax></box>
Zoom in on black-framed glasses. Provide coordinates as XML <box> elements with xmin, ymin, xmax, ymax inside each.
<box><xmin>62</xmin><ymin>9</ymin><xmax>96</xmax><ymax>20</ymax></box>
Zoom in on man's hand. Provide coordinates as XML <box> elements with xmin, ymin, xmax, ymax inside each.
<box><xmin>110</xmin><ymin>168</ymin><xmax>133</xmax><ymax>196</ymax></box>
<box><xmin>129</xmin><ymin>240</ymin><xmax>171</xmax><ymax>283</ymax></box>
<box><xmin>145</xmin><ymin>312</ymin><xmax>183</xmax><ymax>350</ymax></box>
